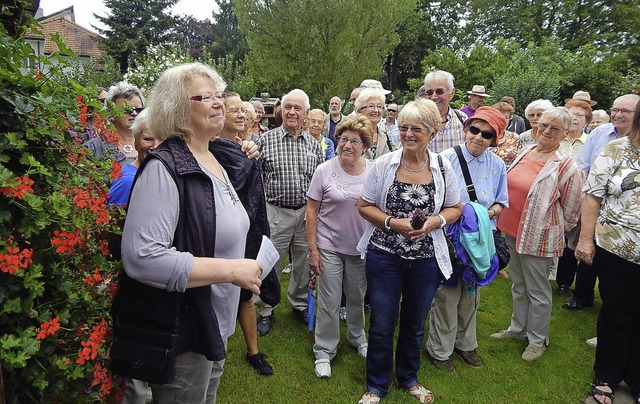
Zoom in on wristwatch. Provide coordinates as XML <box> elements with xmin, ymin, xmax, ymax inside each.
<box><xmin>384</xmin><ymin>215</ymin><xmax>393</xmax><ymax>230</ymax></box>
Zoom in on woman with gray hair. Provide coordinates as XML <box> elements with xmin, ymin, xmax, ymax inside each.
<box><xmin>491</xmin><ymin>107</ymin><xmax>585</xmax><ymax>361</ymax></box>
<box><xmin>84</xmin><ymin>81</ymin><xmax>145</xmax><ymax>167</ymax></box>
<box><xmin>111</xmin><ymin>62</ymin><xmax>262</xmax><ymax>402</ymax></box>
<box><xmin>519</xmin><ymin>99</ymin><xmax>555</xmax><ymax>149</ymax></box>
<box><xmin>355</xmin><ymin>88</ymin><xmax>394</xmax><ymax>159</ymax></box>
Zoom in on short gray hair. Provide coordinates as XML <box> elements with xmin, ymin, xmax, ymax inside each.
<box><xmin>130</xmin><ymin>109</ymin><xmax>151</xmax><ymax>143</ymax></box>
<box><xmin>281</xmin><ymin>89</ymin><xmax>310</xmax><ymax>110</ymax></box>
<box><xmin>424</xmin><ymin>70</ymin><xmax>455</xmax><ymax>91</ymax></box>
<box><xmin>243</xmin><ymin>101</ymin><xmax>256</xmax><ymax>122</ymax></box>
<box><xmin>147</xmin><ymin>62</ymin><xmax>227</xmax><ymax>141</ymax></box>
<box><xmin>591</xmin><ymin>109</ymin><xmax>610</xmax><ymax>122</ymax></box>
<box><xmin>250</xmin><ymin>100</ymin><xmax>264</xmax><ymax>111</ymax></box>
<box><xmin>524</xmin><ymin>99</ymin><xmax>554</xmax><ymax>117</ymax></box>
<box><xmin>106</xmin><ymin>81</ymin><xmax>145</xmax><ymax>106</ymax></box>
<box><xmin>354</xmin><ymin>88</ymin><xmax>386</xmax><ymax>112</ymax></box>
<box><xmin>397</xmin><ymin>99</ymin><xmax>440</xmax><ymax>135</ymax></box>
<box><xmin>541</xmin><ymin>106</ymin><xmax>572</xmax><ymax>130</ymax></box>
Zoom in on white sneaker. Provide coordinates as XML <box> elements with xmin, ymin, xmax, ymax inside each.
<box><xmin>314</xmin><ymin>358</ymin><xmax>331</xmax><ymax>378</ymax></box>
<box><xmin>282</xmin><ymin>263</ymin><xmax>292</xmax><ymax>274</ymax></box>
<box><xmin>586</xmin><ymin>337</ymin><xmax>597</xmax><ymax>347</ymax></box>
<box><xmin>339</xmin><ymin>306</ymin><xmax>347</xmax><ymax>321</ymax></box>
<box><xmin>357</xmin><ymin>342</ymin><xmax>368</xmax><ymax>358</ymax></box>
<box><xmin>521</xmin><ymin>344</ymin><xmax>546</xmax><ymax>361</ymax></box>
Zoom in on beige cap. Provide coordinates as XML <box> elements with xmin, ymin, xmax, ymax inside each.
<box><xmin>359</xmin><ymin>79</ymin><xmax>391</xmax><ymax>95</ymax></box>
<box><xmin>565</xmin><ymin>90</ymin><xmax>597</xmax><ymax>106</ymax></box>
<box><xmin>467</xmin><ymin>85</ymin><xmax>489</xmax><ymax>97</ymax></box>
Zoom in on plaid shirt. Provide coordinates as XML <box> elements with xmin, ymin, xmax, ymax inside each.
<box><xmin>430</xmin><ymin>107</ymin><xmax>467</xmax><ymax>153</ymax></box>
<box><xmin>258</xmin><ymin>126</ymin><xmax>324</xmax><ymax>207</ymax></box>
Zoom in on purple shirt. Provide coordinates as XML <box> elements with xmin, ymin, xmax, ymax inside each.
<box><xmin>307</xmin><ymin>158</ymin><xmax>370</xmax><ymax>255</ymax></box>
<box><xmin>459</xmin><ymin>105</ymin><xmax>476</xmax><ymax>117</ymax></box>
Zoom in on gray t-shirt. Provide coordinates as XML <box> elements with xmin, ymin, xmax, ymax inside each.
<box><xmin>121</xmin><ymin>157</ymin><xmax>249</xmax><ymax>340</ymax></box>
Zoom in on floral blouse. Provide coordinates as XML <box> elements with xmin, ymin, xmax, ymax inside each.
<box><xmin>583</xmin><ymin>137</ymin><xmax>640</xmax><ymax>265</ymax></box>
<box><xmin>490</xmin><ymin>131</ymin><xmax>522</xmax><ymax>169</ymax></box>
<box><xmin>369</xmin><ymin>178</ymin><xmax>436</xmax><ymax>259</ymax></box>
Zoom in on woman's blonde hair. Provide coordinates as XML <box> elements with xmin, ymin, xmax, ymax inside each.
<box><xmin>335</xmin><ymin>115</ymin><xmax>374</xmax><ymax>149</ymax></box>
<box><xmin>397</xmin><ymin>98</ymin><xmax>440</xmax><ymax>135</ymax></box>
<box><xmin>147</xmin><ymin>62</ymin><xmax>226</xmax><ymax>142</ymax></box>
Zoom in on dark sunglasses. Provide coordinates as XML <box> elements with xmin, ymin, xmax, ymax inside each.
<box><xmin>387</xmin><ymin>109</ymin><xmax>397</xmax><ymax>113</ymax></box>
<box><xmin>124</xmin><ymin>107</ymin><xmax>144</xmax><ymax>116</ymax></box>
<box><xmin>425</xmin><ymin>88</ymin><xmax>446</xmax><ymax>96</ymax></box>
<box><xmin>468</xmin><ymin>125</ymin><xmax>495</xmax><ymax>140</ymax></box>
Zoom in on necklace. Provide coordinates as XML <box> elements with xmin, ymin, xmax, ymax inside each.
<box><xmin>217</xmin><ymin>160</ymin><xmax>240</xmax><ymax>205</ymax></box>
<box><xmin>122</xmin><ymin>144</ymin><xmax>135</xmax><ymax>153</ymax></box>
<box><xmin>401</xmin><ymin>158</ymin><xmax>428</xmax><ymax>173</ymax></box>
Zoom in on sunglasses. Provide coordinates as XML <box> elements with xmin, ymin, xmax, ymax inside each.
<box><xmin>468</xmin><ymin>125</ymin><xmax>495</xmax><ymax>140</ymax></box>
<box><xmin>424</xmin><ymin>88</ymin><xmax>446</xmax><ymax>96</ymax></box>
<box><xmin>387</xmin><ymin>109</ymin><xmax>397</xmax><ymax>113</ymax></box>
<box><xmin>124</xmin><ymin>107</ymin><xmax>144</xmax><ymax>116</ymax></box>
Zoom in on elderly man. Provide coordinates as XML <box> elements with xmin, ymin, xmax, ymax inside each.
<box><xmin>348</xmin><ymin>87</ymin><xmax>361</xmax><ymax>115</ymax></box>
<box><xmin>385</xmin><ymin>103</ymin><xmax>400</xmax><ymax>146</ymax></box>
<box><xmin>460</xmin><ymin>85</ymin><xmax>489</xmax><ymax>118</ymax></box>
<box><xmin>323</xmin><ymin>96</ymin><xmax>347</xmax><ymax>148</ymax></box>
<box><xmin>418</xmin><ymin>70</ymin><xmax>467</xmax><ymax>152</ymax></box>
<box><xmin>565</xmin><ymin>94</ymin><xmax>640</xmax><ymax>312</ymax></box>
<box><xmin>256</xmin><ymin>89</ymin><xmax>325</xmax><ymax>336</ymax></box>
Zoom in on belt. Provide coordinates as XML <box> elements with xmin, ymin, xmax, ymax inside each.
<box><xmin>273</xmin><ymin>203</ymin><xmax>305</xmax><ymax>210</ymax></box>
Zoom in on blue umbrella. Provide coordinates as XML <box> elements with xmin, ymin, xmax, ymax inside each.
<box><xmin>307</xmin><ymin>270</ymin><xmax>317</xmax><ymax>339</ymax></box>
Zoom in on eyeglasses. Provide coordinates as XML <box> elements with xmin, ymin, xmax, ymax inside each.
<box><xmin>387</xmin><ymin>108</ymin><xmax>397</xmax><ymax>113</ymax></box>
<box><xmin>468</xmin><ymin>125</ymin><xmax>495</xmax><ymax>140</ymax></box>
<box><xmin>124</xmin><ymin>107</ymin><xmax>144</xmax><ymax>116</ymax></box>
<box><xmin>308</xmin><ymin>119</ymin><xmax>324</xmax><ymax>125</ymax></box>
<box><xmin>610</xmin><ymin>108</ymin><xmax>634</xmax><ymax>115</ymax></box>
<box><xmin>190</xmin><ymin>93</ymin><xmax>226</xmax><ymax>103</ymax></box>
<box><xmin>399</xmin><ymin>125</ymin><xmax>427</xmax><ymax>134</ymax></box>
<box><xmin>571</xmin><ymin>111</ymin><xmax>586</xmax><ymax>118</ymax></box>
<box><xmin>537</xmin><ymin>121</ymin><xmax>563</xmax><ymax>134</ymax></box>
<box><xmin>424</xmin><ymin>88</ymin><xmax>446</xmax><ymax>96</ymax></box>
<box><xmin>338</xmin><ymin>136</ymin><xmax>364</xmax><ymax>145</ymax></box>
<box><xmin>227</xmin><ymin>108</ymin><xmax>248</xmax><ymax>115</ymax></box>
<box><xmin>365</xmin><ymin>104</ymin><xmax>384</xmax><ymax>110</ymax></box>
<box><xmin>528</xmin><ymin>112</ymin><xmax>543</xmax><ymax>118</ymax></box>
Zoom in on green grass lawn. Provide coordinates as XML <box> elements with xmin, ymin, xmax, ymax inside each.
<box><xmin>217</xmin><ymin>271</ymin><xmax>599</xmax><ymax>403</ymax></box>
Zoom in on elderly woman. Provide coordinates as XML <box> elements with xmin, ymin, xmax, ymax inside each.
<box><xmin>250</xmin><ymin>100</ymin><xmax>269</xmax><ymax>135</ymax></box>
<box><xmin>425</xmin><ymin>107</ymin><xmax>509</xmax><ymax>371</ymax></box>
<box><xmin>555</xmin><ymin>99</ymin><xmax>593</xmax><ymax>298</ymax></box>
<box><xmin>355</xmin><ymin>88</ymin><xmax>393</xmax><ymax>160</ymax></box>
<box><xmin>357</xmin><ymin>99</ymin><xmax>462</xmax><ymax>404</ymax></box>
<box><xmin>307</xmin><ymin>116</ymin><xmax>372</xmax><ymax>379</ymax></box>
<box><xmin>307</xmin><ymin>109</ymin><xmax>335</xmax><ymax>160</ymax></box>
<box><xmin>588</xmin><ymin>109</ymin><xmax>610</xmax><ymax>132</ymax></box>
<box><xmin>574</xmin><ymin>101</ymin><xmax>640</xmax><ymax>404</ymax></box>
<box><xmin>84</xmin><ymin>81</ymin><xmax>145</xmax><ymax>167</ymax></box>
<box><xmin>490</xmin><ymin>101</ymin><xmax>523</xmax><ymax>169</ymax></box>
<box><xmin>242</xmin><ymin>102</ymin><xmax>260</xmax><ymax>141</ymax></box>
<box><xmin>492</xmin><ymin>107</ymin><xmax>584</xmax><ymax>361</ymax></box>
<box><xmin>519</xmin><ymin>99</ymin><xmax>555</xmax><ymax>149</ymax></box>
<box><xmin>111</xmin><ymin>63</ymin><xmax>263</xmax><ymax>402</ymax></box>
<box><xmin>218</xmin><ymin>92</ymin><xmax>247</xmax><ymax>141</ymax></box>
<box><xmin>108</xmin><ymin>110</ymin><xmax>160</xmax><ymax>206</ymax></box>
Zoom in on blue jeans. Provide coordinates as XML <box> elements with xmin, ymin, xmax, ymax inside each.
<box><xmin>365</xmin><ymin>246</ymin><xmax>442</xmax><ymax>397</ymax></box>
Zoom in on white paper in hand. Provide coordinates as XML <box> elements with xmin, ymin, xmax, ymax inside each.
<box><xmin>257</xmin><ymin>235</ymin><xmax>279</xmax><ymax>281</ymax></box>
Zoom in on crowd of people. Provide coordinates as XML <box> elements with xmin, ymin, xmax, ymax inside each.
<box><xmin>85</xmin><ymin>64</ymin><xmax>639</xmax><ymax>404</ymax></box>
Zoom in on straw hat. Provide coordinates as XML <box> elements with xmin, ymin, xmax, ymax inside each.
<box><xmin>565</xmin><ymin>90</ymin><xmax>597</xmax><ymax>106</ymax></box>
<box><xmin>467</xmin><ymin>85</ymin><xmax>489</xmax><ymax>97</ymax></box>
<box><xmin>359</xmin><ymin>79</ymin><xmax>391</xmax><ymax>95</ymax></box>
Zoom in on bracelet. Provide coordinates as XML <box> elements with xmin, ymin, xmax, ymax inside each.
<box><xmin>437</xmin><ymin>214</ymin><xmax>446</xmax><ymax>228</ymax></box>
<box><xmin>384</xmin><ymin>215</ymin><xmax>393</xmax><ymax>230</ymax></box>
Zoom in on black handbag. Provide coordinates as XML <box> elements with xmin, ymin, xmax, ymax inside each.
<box><xmin>453</xmin><ymin>145</ymin><xmax>510</xmax><ymax>269</ymax></box>
<box><xmin>259</xmin><ymin>267</ymin><xmax>281</xmax><ymax>307</ymax></box>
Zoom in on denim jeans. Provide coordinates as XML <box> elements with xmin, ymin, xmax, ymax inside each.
<box><xmin>365</xmin><ymin>245</ymin><xmax>442</xmax><ymax>398</ymax></box>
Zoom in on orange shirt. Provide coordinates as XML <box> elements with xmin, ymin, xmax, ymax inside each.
<box><xmin>498</xmin><ymin>156</ymin><xmax>546</xmax><ymax>237</ymax></box>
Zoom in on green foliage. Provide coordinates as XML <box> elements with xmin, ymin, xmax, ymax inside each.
<box><xmin>95</xmin><ymin>0</ymin><xmax>179</xmax><ymax>74</ymax></box>
<box><xmin>172</xmin><ymin>15</ymin><xmax>215</xmax><ymax>60</ymax></box>
<box><xmin>125</xmin><ymin>44</ymin><xmax>193</xmax><ymax>94</ymax></box>
<box><xmin>208</xmin><ymin>0</ymin><xmax>247</xmax><ymax>62</ymax></box>
<box><xmin>233</xmin><ymin>0</ymin><xmax>416</xmax><ymax>107</ymax></box>
<box><xmin>49</xmin><ymin>55</ymin><xmax>123</xmax><ymax>91</ymax></box>
<box><xmin>0</xmin><ymin>22</ymin><xmax>121</xmax><ymax>402</ymax></box>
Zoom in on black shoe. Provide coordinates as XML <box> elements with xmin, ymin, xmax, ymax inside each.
<box><xmin>292</xmin><ymin>308</ymin><xmax>309</xmax><ymax>326</ymax></box>
<box><xmin>257</xmin><ymin>314</ymin><xmax>274</xmax><ymax>336</ymax></box>
<box><xmin>557</xmin><ymin>285</ymin><xmax>571</xmax><ymax>297</ymax></box>
<box><xmin>246</xmin><ymin>352</ymin><xmax>273</xmax><ymax>376</ymax></box>
<box><xmin>426</xmin><ymin>350</ymin><xmax>455</xmax><ymax>372</ymax></box>
<box><xmin>562</xmin><ymin>299</ymin><xmax>593</xmax><ymax>311</ymax></box>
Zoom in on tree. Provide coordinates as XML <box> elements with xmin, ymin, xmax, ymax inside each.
<box><xmin>94</xmin><ymin>0</ymin><xmax>179</xmax><ymax>74</ymax></box>
<box><xmin>233</xmin><ymin>0</ymin><xmax>416</xmax><ymax>106</ymax></box>
<box><xmin>171</xmin><ymin>15</ymin><xmax>215</xmax><ymax>60</ymax></box>
<box><xmin>208</xmin><ymin>0</ymin><xmax>247</xmax><ymax>62</ymax></box>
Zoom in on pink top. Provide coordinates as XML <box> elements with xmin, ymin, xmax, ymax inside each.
<box><xmin>307</xmin><ymin>158</ymin><xmax>370</xmax><ymax>255</ymax></box>
<box><xmin>498</xmin><ymin>156</ymin><xmax>546</xmax><ymax>237</ymax></box>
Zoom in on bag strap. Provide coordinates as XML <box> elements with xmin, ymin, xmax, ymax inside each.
<box><xmin>453</xmin><ymin>145</ymin><xmax>478</xmax><ymax>202</ymax></box>
<box><xmin>437</xmin><ymin>154</ymin><xmax>446</xmax><ymax>212</ymax></box>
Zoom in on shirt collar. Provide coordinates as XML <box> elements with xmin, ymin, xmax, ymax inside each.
<box><xmin>461</xmin><ymin>143</ymin><xmax>487</xmax><ymax>163</ymax></box>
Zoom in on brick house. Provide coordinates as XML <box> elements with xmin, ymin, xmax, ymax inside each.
<box><xmin>25</xmin><ymin>6</ymin><xmax>103</xmax><ymax>70</ymax></box>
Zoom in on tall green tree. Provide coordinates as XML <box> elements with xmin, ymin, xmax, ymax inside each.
<box><xmin>208</xmin><ymin>0</ymin><xmax>247</xmax><ymax>62</ymax></box>
<box><xmin>171</xmin><ymin>15</ymin><xmax>214</xmax><ymax>60</ymax></box>
<box><xmin>95</xmin><ymin>0</ymin><xmax>179</xmax><ymax>74</ymax></box>
<box><xmin>233</xmin><ymin>0</ymin><xmax>416</xmax><ymax>106</ymax></box>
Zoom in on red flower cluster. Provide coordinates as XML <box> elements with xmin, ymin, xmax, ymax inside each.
<box><xmin>36</xmin><ymin>316</ymin><xmax>61</xmax><ymax>340</ymax></box>
<box><xmin>76</xmin><ymin>318</ymin><xmax>107</xmax><ymax>365</ymax></box>
<box><xmin>83</xmin><ymin>268</ymin><xmax>103</xmax><ymax>286</ymax></box>
<box><xmin>77</xmin><ymin>96</ymin><xmax>89</xmax><ymax>127</ymax></box>
<box><xmin>0</xmin><ymin>245</ymin><xmax>33</xmax><ymax>275</ymax></box>
<box><xmin>1</xmin><ymin>176</ymin><xmax>35</xmax><ymax>200</ymax></box>
<box><xmin>91</xmin><ymin>363</ymin><xmax>113</xmax><ymax>398</ymax></box>
<box><xmin>50</xmin><ymin>229</ymin><xmax>83</xmax><ymax>255</ymax></box>
<box><xmin>66</xmin><ymin>148</ymin><xmax>88</xmax><ymax>164</ymax></box>
<box><xmin>71</xmin><ymin>185</ymin><xmax>110</xmax><ymax>225</ymax></box>
<box><xmin>110</xmin><ymin>160</ymin><xmax>122</xmax><ymax>180</ymax></box>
